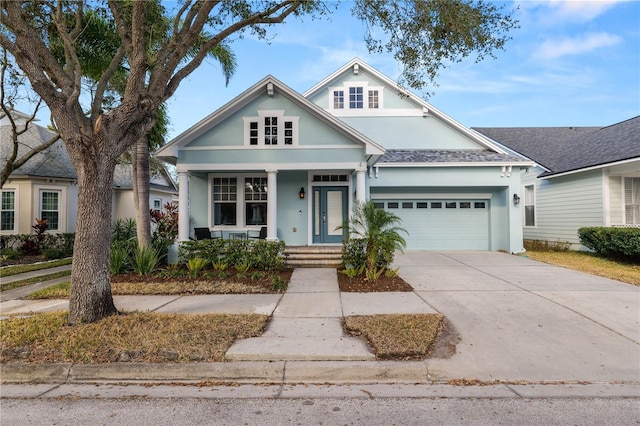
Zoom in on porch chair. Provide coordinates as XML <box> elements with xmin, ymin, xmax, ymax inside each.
<box><xmin>248</xmin><ymin>226</ymin><xmax>267</xmax><ymax>240</ymax></box>
<box><xmin>194</xmin><ymin>227</ymin><xmax>212</xmax><ymax>240</ymax></box>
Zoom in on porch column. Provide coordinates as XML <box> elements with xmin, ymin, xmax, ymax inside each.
<box><xmin>355</xmin><ymin>167</ymin><xmax>366</xmax><ymax>204</ymax></box>
<box><xmin>178</xmin><ymin>171</ymin><xmax>190</xmax><ymax>242</ymax></box>
<box><xmin>266</xmin><ymin>169</ymin><xmax>278</xmax><ymax>241</ymax></box>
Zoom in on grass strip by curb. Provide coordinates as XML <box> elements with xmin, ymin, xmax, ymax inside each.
<box><xmin>344</xmin><ymin>314</ymin><xmax>444</xmax><ymax>360</ymax></box>
<box><xmin>0</xmin><ymin>258</ymin><xmax>72</xmax><ymax>278</ymax></box>
<box><xmin>1</xmin><ymin>270</ymin><xmax>72</xmax><ymax>292</ymax></box>
<box><xmin>0</xmin><ymin>311</ymin><xmax>268</xmax><ymax>363</ymax></box>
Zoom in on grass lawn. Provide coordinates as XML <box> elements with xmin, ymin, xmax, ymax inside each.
<box><xmin>0</xmin><ymin>258</ymin><xmax>72</xmax><ymax>278</ymax></box>
<box><xmin>0</xmin><ymin>270</ymin><xmax>72</xmax><ymax>292</ymax></box>
<box><xmin>0</xmin><ymin>311</ymin><xmax>268</xmax><ymax>363</ymax></box>
<box><xmin>524</xmin><ymin>251</ymin><xmax>640</xmax><ymax>287</ymax></box>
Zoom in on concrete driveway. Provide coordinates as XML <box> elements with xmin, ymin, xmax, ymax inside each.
<box><xmin>395</xmin><ymin>251</ymin><xmax>640</xmax><ymax>382</ymax></box>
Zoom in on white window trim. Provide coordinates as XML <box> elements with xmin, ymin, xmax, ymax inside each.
<box><xmin>32</xmin><ymin>185</ymin><xmax>66</xmax><ymax>233</ymax></box>
<box><xmin>242</xmin><ymin>110</ymin><xmax>300</xmax><ymax>148</ymax></box>
<box><xmin>0</xmin><ymin>188</ymin><xmax>18</xmax><ymax>233</ymax></box>
<box><xmin>328</xmin><ymin>82</ymin><xmax>384</xmax><ymax>112</ymax></box>
<box><xmin>523</xmin><ymin>184</ymin><xmax>536</xmax><ymax>228</ymax></box>
<box><xmin>152</xmin><ymin>198</ymin><xmax>162</xmax><ymax>210</ymax></box>
<box><xmin>623</xmin><ymin>176</ymin><xmax>640</xmax><ymax>225</ymax></box>
<box><xmin>208</xmin><ymin>173</ymin><xmax>268</xmax><ymax>229</ymax></box>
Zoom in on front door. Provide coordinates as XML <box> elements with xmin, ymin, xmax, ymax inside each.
<box><xmin>312</xmin><ymin>186</ymin><xmax>348</xmax><ymax>244</ymax></box>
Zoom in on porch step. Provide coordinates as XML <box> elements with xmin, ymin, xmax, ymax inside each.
<box><xmin>284</xmin><ymin>246</ymin><xmax>343</xmax><ymax>268</ymax></box>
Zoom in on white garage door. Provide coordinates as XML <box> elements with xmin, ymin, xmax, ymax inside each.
<box><xmin>374</xmin><ymin>199</ymin><xmax>490</xmax><ymax>250</ymax></box>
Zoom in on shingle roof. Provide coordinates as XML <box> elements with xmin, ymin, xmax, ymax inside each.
<box><xmin>113</xmin><ymin>163</ymin><xmax>177</xmax><ymax>191</ymax></box>
<box><xmin>378</xmin><ymin>149</ymin><xmax>529</xmax><ymax>164</ymax></box>
<box><xmin>474</xmin><ymin>116</ymin><xmax>640</xmax><ymax>175</ymax></box>
<box><xmin>0</xmin><ymin>122</ymin><xmax>77</xmax><ymax>180</ymax></box>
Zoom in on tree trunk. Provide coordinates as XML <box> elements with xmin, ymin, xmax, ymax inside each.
<box><xmin>133</xmin><ymin>137</ymin><xmax>152</xmax><ymax>248</ymax></box>
<box><xmin>67</xmin><ymin>157</ymin><xmax>118</xmax><ymax>324</ymax></box>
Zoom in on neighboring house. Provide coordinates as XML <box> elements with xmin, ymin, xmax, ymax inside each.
<box><xmin>475</xmin><ymin>116</ymin><xmax>640</xmax><ymax>249</ymax></box>
<box><xmin>1</xmin><ymin>111</ymin><xmax>178</xmax><ymax>236</ymax></box>
<box><xmin>112</xmin><ymin>163</ymin><xmax>178</xmax><ymax>222</ymax></box>
<box><xmin>0</xmin><ymin>112</ymin><xmax>78</xmax><ymax>235</ymax></box>
<box><xmin>157</xmin><ymin>59</ymin><xmax>532</xmax><ymax>252</ymax></box>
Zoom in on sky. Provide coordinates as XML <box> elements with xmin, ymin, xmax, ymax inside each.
<box><xmin>165</xmin><ymin>0</ymin><xmax>640</xmax><ymax>140</ymax></box>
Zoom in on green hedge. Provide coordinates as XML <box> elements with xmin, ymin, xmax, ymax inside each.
<box><xmin>178</xmin><ymin>239</ymin><xmax>286</xmax><ymax>270</ymax></box>
<box><xmin>0</xmin><ymin>233</ymin><xmax>75</xmax><ymax>258</ymax></box>
<box><xmin>578</xmin><ymin>227</ymin><xmax>640</xmax><ymax>262</ymax></box>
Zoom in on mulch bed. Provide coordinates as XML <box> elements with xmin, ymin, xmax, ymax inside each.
<box><xmin>0</xmin><ymin>255</ymin><xmax>49</xmax><ymax>268</ymax></box>
<box><xmin>337</xmin><ymin>271</ymin><xmax>413</xmax><ymax>292</ymax></box>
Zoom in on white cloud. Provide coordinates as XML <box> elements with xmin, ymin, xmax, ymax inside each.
<box><xmin>533</xmin><ymin>32</ymin><xmax>622</xmax><ymax>59</ymax></box>
<box><xmin>518</xmin><ymin>0</ymin><xmax>625</xmax><ymax>24</ymax></box>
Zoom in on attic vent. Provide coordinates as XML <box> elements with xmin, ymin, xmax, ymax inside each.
<box><xmin>266</xmin><ymin>83</ymin><xmax>274</xmax><ymax>96</ymax></box>
<box><xmin>353</xmin><ymin>64</ymin><xmax>359</xmax><ymax>75</ymax></box>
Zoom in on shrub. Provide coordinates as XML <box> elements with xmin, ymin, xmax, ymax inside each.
<box><xmin>110</xmin><ymin>242</ymin><xmax>131</xmax><ymax>275</ymax></box>
<box><xmin>578</xmin><ymin>227</ymin><xmax>640</xmax><ymax>262</ymax></box>
<box><xmin>186</xmin><ymin>258</ymin><xmax>208</xmax><ymax>278</ymax></box>
<box><xmin>112</xmin><ymin>218</ymin><xmax>136</xmax><ymax>242</ymax></box>
<box><xmin>524</xmin><ymin>239</ymin><xmax>571</xmax><ymax>252</ymax></box>
<box><xmin>1</xmin><ymin>248</ymin><xmax>20</xmax><ymax>260</ymax></box>
<box><xmin>179</xmin><ymin>239</ymin><xmax>285</xmax><ymax>271</ymax></box>
<box><xmin>130</xmin><ymin>245</ymin><xmax>160</xmax><ymax>275</ymax></box>
<box><xmin>248</xmin><ymin>240</ymin><xmax>286</xmax><ymax>270</ymax></box>
<box><xmin>42</xmin><ymin>248</ymin><xmax>66</xmax><ymax>260</ymax></box>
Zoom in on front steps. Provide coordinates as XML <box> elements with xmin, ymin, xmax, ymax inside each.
<box><xmin>284</xmin><ymin>246</ymin><xmax>343</xmax><ymax>268</ymax></box>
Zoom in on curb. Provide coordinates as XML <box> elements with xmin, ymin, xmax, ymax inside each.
<box><xmin>1</xmin><ymin>361</ymin><xmax>430</xmax><ymax>384</ymax></box>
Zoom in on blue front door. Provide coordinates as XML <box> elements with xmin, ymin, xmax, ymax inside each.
<box><xmin>312</xmin><ymin>186</ymin><xmax>348</xmax><ymax>244</ymax></box>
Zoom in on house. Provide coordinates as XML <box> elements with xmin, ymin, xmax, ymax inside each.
<box><xmin>112</xmin><ymin>163</ymin><xmax>178</xmax><ymax>221</ymax></box>
<box><xmin>475</xmin><ymin>116</ymin><xmax>640</xmax><ymax>249</ymax></box>
<box><xmin>157</xmin><ymin>59</ymin><xmax>532</xmax><ymax>252</ymax></box>
<box><xmin>1</xmin><ymin>111</ymin><xmax>178</xmax><ymax>236</ymax></box>
<box><xmin>0</xmin><ymin>112</ymin><xmax>78</xmax><ymax>235</ymax></box>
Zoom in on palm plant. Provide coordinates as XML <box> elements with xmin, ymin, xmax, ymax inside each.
<box><xmin>339</xmin><ymin>201</ymin><xmax>408</xmax><ymax>281</ymax></box>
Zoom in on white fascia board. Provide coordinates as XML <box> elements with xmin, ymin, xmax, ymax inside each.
<box><xmin>176</xmin><ymin>162</ymin><xmax>365</xmax><ymax>173</ymax></box>
<box><xmin>303</xmin><ymin>58</ymin><xmax>506</xmax><ymax>154</ymax></box>
<box><xmin>539</xmin><ymin>157</ymin><xmax>640</xmax><ymax>180</ymax></box>
<box><xmin>376</xmin><ymin>161</ymin><xmax>535</xmax><ymax>168</ymax></box>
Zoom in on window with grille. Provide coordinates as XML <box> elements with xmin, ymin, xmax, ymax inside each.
<box><xmin>41</xmin><ymin>191</ymin><xmax>59</xmax><ymax>230</ymax></box>
<box><xmin>245</xmin><ymin>177</ymin><xmax>267</xmax><ymax>225</ymax></box>
<box><xmin>1</xmin><ymin>190</ymin><xmax>15</xmax><ymax>231</ymax></box>
<box><xmin>213</xmin><ymin>178</ymin><xmax>237</xmax><ymax>226</ymax></box>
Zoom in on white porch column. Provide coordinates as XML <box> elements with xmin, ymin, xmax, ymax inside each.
<box><xmin>266</xmin><ymin>169</ymin><xmax>278</xmax><ymax>241</ymax></box>
<box><xmin>355</xmin><ymin>167</ymin><xmax>366</xmax><ymax>204</ymax></box>
<box><xmin>178</xmin><ymin>171</ymin><xmax>190</xmax><ymax>242</ymax></box>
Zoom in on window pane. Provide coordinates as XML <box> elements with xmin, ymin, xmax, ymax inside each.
<box><xmin>1</xmin><ymin>211</ymin><xmax>14</xmax><ymax>231</ymax></box>
<box><xmin>402</xmin><ymin>202</ymin><xmax>413</xmax><ymax>209</ymax></box>
<box><xmin>460</xmin><ymin>202</ymin><xmax>471</xmax><ymax>209</ymax></box>
<box><xmin>387</xmin><ymin>202</ymin><xmax>398</xmax><ymax>209</ymax></box>
<box><xmin>214</xmin><ymin>203</ymin><xmax>236</xmax><ymax>226</ymax></box>
<box><xmin>246</xmin><ymin>202</ymin><xmax>267</xmax><ymax>225</ymax></box>
<box><xmin>474</xmin><ymin>202</ymin><xmax>486</xmax><ymax>209</ymax></box>
<box><xmin>431</xmin><ymin>202</ymin><xmax>442</xmax><ymax>208</ymax></box>
<box><xmin>446</xmin><ymin>202</ymin><xmax>456</xmax><ymax>208</ymax></box>
<box><xmin>417</xmin><ymin>202</ymin><xmax>428</xmax><ymax>209</ymax></box>
<box><xmin>368</xmin><ymin>90</ymin><xmax>379</xmax><ymax>108</ymax></box>
<box><xmin>525</xmin><ymin>206</ymin><xmax>535</xmax><ymax>226</ymax></box>
<box><xmin>349</xmin><ymin>87</ymin><xmax>363</xmax><ymax>109</ymax></box>
<box><xmin>1</xmin><ymin>191</ymin><xmax>15</xmax><ymax>210</ymax></box>
<box><xmin>333</xmin><ymin>90</ymin><xmax>344</xmax><ymax>109</ymax></box>
<box><xmin>41</xmin><ymin>211</ymin><xmax>59</xmax><ymax>230</ymax></box>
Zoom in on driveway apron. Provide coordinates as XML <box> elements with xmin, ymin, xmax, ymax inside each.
<box><xmin>396</xmin><ymin>251</ymin><xmax>640</xmax><ymax>382</ymax></box>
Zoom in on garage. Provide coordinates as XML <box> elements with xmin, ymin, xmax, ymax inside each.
<box><xmin>373</xmin><ymin>199</ymin><xmax>490</xmax><ymax>250</ymax></box>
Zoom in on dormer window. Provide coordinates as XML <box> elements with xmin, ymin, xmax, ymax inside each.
<box><xmin>244</xmin><ymin>110</ymin><xmax>299</xmax><ymax>147</ymax></box>
<box><xmin>329</xmin><ymin>83</ymin><xmax>382</xmax><ymax>111</ymax></box>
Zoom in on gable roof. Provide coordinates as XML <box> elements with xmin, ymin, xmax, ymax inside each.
<box><xmin>0</xmin><ymin>120</ymin><xmax>76</xmax><ymax>180</ymax></box>
<box><xmin>156</xmin><ymin>74</ymin><xmax>386</xmax><ymax>165</ymax></box>
<box><xmin>303</xmin><ymin>58</ymin><xmax>511</xmax><ymax>155</ymax></box>
<box><xmin>113</xmin><ymin>163</ymin><xmax>177</xmax><ymax>193</ymax></box>
<box><xmin>474</xmin><ymin>116</ymin><xmax>640</xmax><ymax>177</ymax></box>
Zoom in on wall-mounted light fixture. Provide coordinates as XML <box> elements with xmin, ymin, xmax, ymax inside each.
<box><xmin>513</xmin><ymin>194</ymin><xmax>521</xmax><ymax>205</ymax></box>
<box><xmin>299</xmin><ymin>187</ymin><xmax>305</xmax><ymax>199</ymax></box>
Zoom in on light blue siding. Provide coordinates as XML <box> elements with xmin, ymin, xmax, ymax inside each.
<box><xmin>342</xmin><ymin>117</ymin><xmax>480</xmax><ymax>150</ymax></box>
<box><xmin>523</xmin><ymin>169</ymin><xmax>604</xmax><ymax>247</ymax></box>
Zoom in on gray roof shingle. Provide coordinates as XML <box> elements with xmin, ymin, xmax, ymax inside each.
<box><xmin>378</xmin><ymin>149</ymin><xmax>529</xmax><ymax>164</ymax></box>
<box><xmin>0</xmin><ymin>123</ymin><xmax>77</xmax><ymax>180</ymax></box>
<box><xmin>474</xmin><ymin>116</ymin><xmax>640</xmax><ymax>175</ymax></box>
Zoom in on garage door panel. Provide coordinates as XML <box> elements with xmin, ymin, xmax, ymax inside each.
<box><xmin>379</xmin><ymin>200</ymin><xmax>489</xmax><ymax>250</ymax></box>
